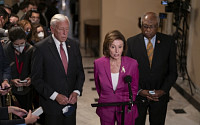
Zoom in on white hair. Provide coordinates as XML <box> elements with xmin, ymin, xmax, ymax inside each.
<box><xmin>50</xmin><ymin>14</ymin><xmax>70</xmax><ymax>27</ymax></box>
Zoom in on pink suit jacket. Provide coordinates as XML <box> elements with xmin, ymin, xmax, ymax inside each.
<box><xmin>94</xmin><ymin>56</ymin><xmax>139</xmax><ymax>124</ymax></box>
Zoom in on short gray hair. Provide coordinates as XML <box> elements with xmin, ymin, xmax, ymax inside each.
<box><xmin>50</xmin><ymin>14</ymin><xmax>70</xmax><ymax>27</ymax></box>
<box><xmin>141</xmin><ymin>12</ymin><xmax>160</xmax><ymax>27</ymax></box>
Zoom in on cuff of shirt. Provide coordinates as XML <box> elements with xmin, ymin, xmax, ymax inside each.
<box><xmin>50</xmin><ymin>91</ymin><xmax>58</xmax><ymax>100</ymax></box>
<box><xmin>73</xmin><ymin>90</ymin><xmax>80</xmax><ymax>96</ymax></box>
<box><xmin>137</xmin><ymin>89</ymin><xmax>143</xmax><ymax>95</ymax></box>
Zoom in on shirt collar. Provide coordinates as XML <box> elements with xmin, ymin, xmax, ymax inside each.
<box><xmin>144</xmin><ymin>35</ymin><xmax>156</xmax><ymax>48</ymax></box>
<box><xmin>144</xmin><ymin>35</ymin><xmax>156</xmax><ymax>42</ymax></box>
<box><xmin>52</xmin><ymin>34</ymin><xmax>66</xmax><ymax>48</ymax></box>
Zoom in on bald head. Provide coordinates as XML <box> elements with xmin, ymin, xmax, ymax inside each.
<box><xmin>141</xmin><ymin>12</ymin><xmax>159</xmax><ymax>39</ymax></box>
<box><xmin>141</xmin><ymin>12</ymin><xmax>160</xmax><ymax>27</ymax></box>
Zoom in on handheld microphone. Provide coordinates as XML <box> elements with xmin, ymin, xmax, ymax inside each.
<box><xmin>124</xmin><ymin>75</ymin><xmax>133</xmax><ymax>112</ymax></box>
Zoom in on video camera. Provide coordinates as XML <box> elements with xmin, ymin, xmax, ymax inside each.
<box><xmin>161</xmin><ymin>0</ymin><xmax>191</xmax><ymax>13</ymax></box>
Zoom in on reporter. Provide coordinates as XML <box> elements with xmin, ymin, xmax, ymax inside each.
<box><xmin>0</xmin><ymin>106</ymin><xmax>39</xmax><ymax>125</ymax></box>
<box><xmin>4</xmin><ymin>26</ymin><xmax>34</xmax><ymax>111</ymax></box>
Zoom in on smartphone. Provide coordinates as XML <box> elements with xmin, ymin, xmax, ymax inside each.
<box><xmin>19</xmin><ymin>79</ymin><xmax>28</xmax><ymax>83</ymax></box>
<box><xmin>0</xmin><ymin>87</ymin><xmax>11</xmax><ymax>90</ymax></box>
<box><xmin>149</xmin><ymin>91</ymin><xmax>155</xmax><ymax>95</ymax></box>
<box><xmin>32</xmin><ymin>107</ymin><xmax>43</xmax><ymax>116</ymax></box>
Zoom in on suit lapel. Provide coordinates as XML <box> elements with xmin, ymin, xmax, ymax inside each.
<box><xmin>65</xmin><ymin>39</ymin><xmax>72</xmax><ymax>74</ymax></box>
<box><xmin>116</xmin><ymin>57</ymin><xmax>124</xmax><ymax>89</ymax></box>
<box><xmin>138</xmin><ymin>34</ymin><xmax>150</xmax><ymax>68</ymax></box>
<box><xmin>47</xmin><ymin>37</ymin><xmax>66</xmax><ymax>74</ymax></box>
<box><xmin>152</xmin><ymin>33</ymin><xmax>161</xmax><ymax>68</ymax></box>
<box><xmin>104</xmin><ymin>57</ymin><xmax>112</xmax><ymax>88</ymax></box>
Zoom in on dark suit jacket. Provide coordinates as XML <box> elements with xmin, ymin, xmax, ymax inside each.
<box><xmin>0</xmin><ymin>107</ymin><xmax>25</xmax><ymax>125</ymax></box>
<box><xmin>127</xmin><ymin>32</ymin><xmax>177</xmax><ymax>101</ymax></box>
<box><xmin>3</xmin><ymin>42</ymin><xmax>34</xmax><ymax>95</ymax></box>
<box><xmin>31</xmin><ymin>35</ymin><xmax>85</xmax><ymax>115</ymax></box>
<box><xmin>12</xmin><ymin>3</ymin><xmax>20</xmax><ymax>14</ymax></box>
<box><xmin>0</xmin><ymin>43</ymin><xmax>10</xmax><ymax>84</ymax></box>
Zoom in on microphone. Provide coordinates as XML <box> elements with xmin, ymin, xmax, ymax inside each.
<box><xmin>124</xmin><ymin>75</ymin><xmax>133</xmax><ymax>112</ymax></box>
<box><xmin>124</xmin><ymin>75</ymin><xmax>132</xmax><ymax>83</ymax></box>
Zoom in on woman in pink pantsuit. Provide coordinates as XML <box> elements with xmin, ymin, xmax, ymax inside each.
<box><xmin>94</xmin><ymin>30</ymin><xmax>139</xmax><ymax>125</ymax></box>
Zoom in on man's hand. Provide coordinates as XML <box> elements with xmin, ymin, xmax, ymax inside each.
<box><xmin>55</xmin><ymin>94</ymin><xmax>69</xmax><ymax>105</ymax></box>
<box><xmin>0</xmin><ymin>80</ymin><xmax>11</xmax><ymax>95</ymax></box>
<box><xmin>25</xmin><ymin>110</ymin><xmax>39</xmax><ymax>124</ymax></box>
<box><xmin>24</xmin><ymin>77</ymin><xmax>31</xmax><ymax>86</ymax></box>
<box><xmin>1</xmin><ymin>80</ymin><xmax>10</xmax><ymax>88</ymax></box>
<box><xmin>8</xmin><ymin>106</ymin><xmax>27</xmax><ymax>118</ymax></box>
<box><xmin>139</xmin><ymin>90</ymin><xmax>155</xmax><ymax>101</ymax></box>
<box><xmin>148</xmin><ymin>90</ymin><xmax>166</xmax><ymax>101</ymax></box>
<box><xmin>139</xmin><ymin>89</ymin><xmax>165</xmax><ymax>101</ymax></box>
<box><xmin>152</xmin><ymin>90</ymin><xmax>165</xmax><ymax>99</ymax></box>
<box><xmin>11</xmin><ymin>79</ymin><xmax>23</xmax><ymax>87</ymax></box>
<box><xmin>69</xmin><ymin>92</ymin><xmax>78</xmax><ymax>104</ymax></box>
<box><xmin>138</xmin><ymin>90</ymin><xmax>151</xmax><ymax>98</ymax></box>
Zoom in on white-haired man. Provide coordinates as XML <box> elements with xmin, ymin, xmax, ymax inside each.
<box><xmin>31</xmin><ymin>14</ymin><xmax>85</xmax><ymax>125</ymax></box>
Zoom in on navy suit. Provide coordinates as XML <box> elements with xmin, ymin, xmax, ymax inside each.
<box><xmin>31</xmin><ymin>35</ymin><xmax>85</xmax><ymax>125</ymax></box>
<box><xmin>127</xmin><ymin>32</ymin><xmax>177</xmax><ymax>125</ymax></box>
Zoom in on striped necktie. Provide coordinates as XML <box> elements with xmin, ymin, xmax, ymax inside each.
<box><xmin>147</xmin><ymin>39</ymin><xmax>154</xmax><ymax>67</ymax></box>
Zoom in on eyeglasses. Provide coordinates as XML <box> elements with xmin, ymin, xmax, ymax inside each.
<box><xmin>31</xmin><ymin>16</ymin><xmax>40</xmax><ymax>19</ymax></box>
<box><xmin>142</xmin><ymin>25</ymin><xmax>157</xmax><ymax>29</ymax></box>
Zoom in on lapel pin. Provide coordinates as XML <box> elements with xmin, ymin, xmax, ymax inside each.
<box><xmin>67</xmin><ymin>45</ymin><xmax>70</xmax><ymax>48</ymax></box>
<box><xmin>121</xmin><ymin>66</ymin><xmax>126</xmax><ymax>73</ymax></box>
<box><xmin>157</xmin><ymin>40</ymin><xmax>160</xmax><ymax>44</ymax></box>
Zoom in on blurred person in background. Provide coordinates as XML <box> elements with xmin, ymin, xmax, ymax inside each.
<box><xmin>8</xmin><ymin>13</ymin><xmax>19</xmax><ymax>28</ymax></box>
<box><xmin>1</xmin><ymin>4</ymin><xmax>12</xmax><ymax>30</ymax></box>
<box><xmin>17</xmin><ymin>1</ymin><xmax>35</xmax><ymax>20</ymax></box>
<box><xmin>0</xmin><ymin>7</ymin><xmax>9</xmax><ymax>46</ymax></box>
<box><xmin>24</xmin><ymin>10</ymin><xmax>40</xmax><ymax>25</ymax></box>
<box><xmin>12</xmin><ymin>0</ymin><xmax>22</xmax><ymax>14</ymax></box>
<box><xmin>17</xmin><ymin>1</ymin><xmax>30</xmax><ymax>20</ymax></box>
<box><xmin>0</xmin><ymin>4</ymin><xmax>12</xmax><ymax>15</ymax></box>
<box><xmin>24</xmin><ymin>9</ymin><xmax>50</xmax><ymax>36</ymax></box>
<box><xmin>37</xmin><ymin>2</ymin><xmax>48</xmax><ymax>28</ymax></box>
<box><xmin>30</xmin><ymin>23</ymin><xmax>47</xmax><ymax>45</ymax></box>
<box><xmin>45</xmin><ymin>0</ymin><xmax>59</xmax><ymax>28</ymax></box>
<box><xmin>17</xmin><ymin>19</ymin><xmax>32</xmax><ymax>42</ymax></box>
